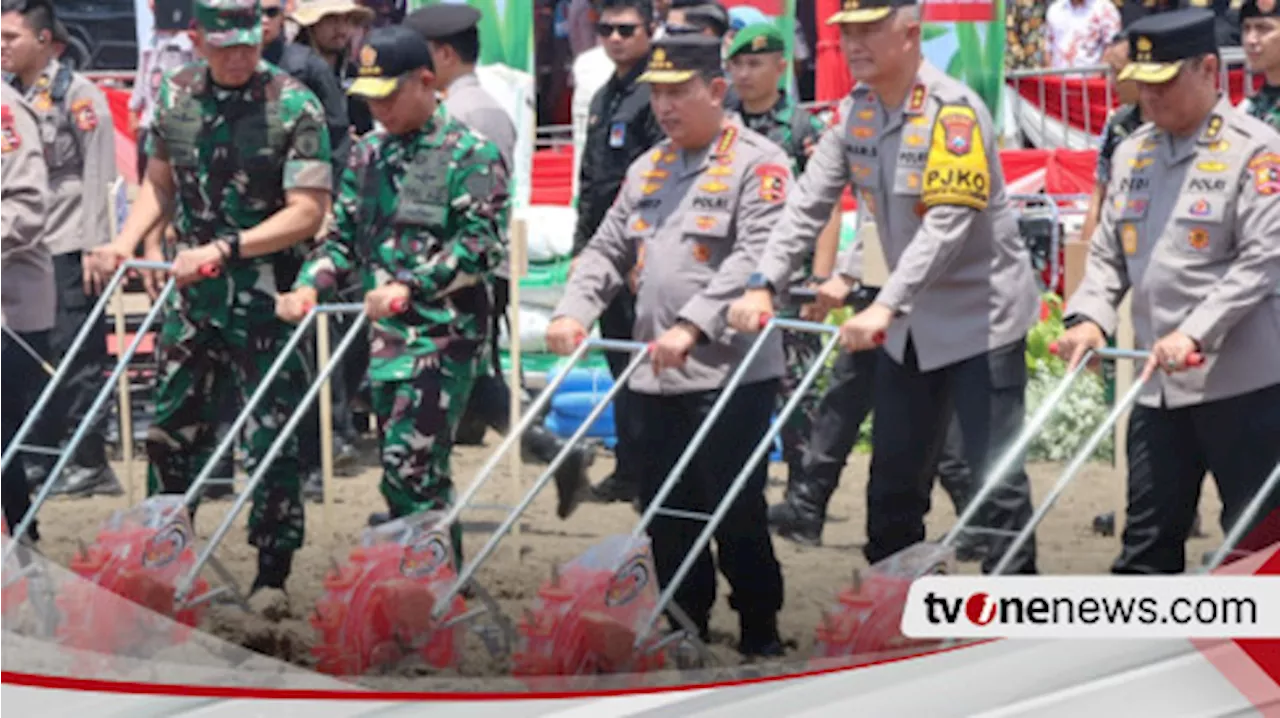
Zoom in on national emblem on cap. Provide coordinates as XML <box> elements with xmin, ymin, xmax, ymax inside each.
<box><xmin>1118</xmin><ymin>8</ymin><xmax>1217</xmax><ymax>84</ymax></box>
<box><xmin>360</xmin><ymin>44</ymin><xmax>378</xmax><ymax>69</ymax></box>
<box><xmin>638</xmin><ymin>35</ymin><xmax>722</xmax><ymax>84</ymax></box>
<box><xmin>347</xmin><ymin>25</ymin><xmax>434</xmax><ymax>99</ymax></box>
<box><xmin>726</xmin><ymin>22</ymin><xmax>785</xmax><ymax>58</ymax></box>
<box><xmin>826</xmin><ymin>0</ymin><xmax>915</xmax><ymax>25</ymax></box>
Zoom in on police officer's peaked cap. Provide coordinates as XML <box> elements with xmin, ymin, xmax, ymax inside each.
<box><xmin>348</xmin><ymin>25</ymin><xmax>435</xmax><ymax>99</ymax></box>
<box><xmin>826</xmin><ymin>0</ymin><xmax>917</xmax><ymax>25</ymax></box>
<box><xmin>1118</xmin><ymin>8</ymin><xmax>1217</xmax><ymax>84</ymax></box>
<box><xmin>638</xmin><ymin>33</ymin><xmax>723</xmax><ymax>84</ymax></box>
<box><xmin>406</xmin><ymin>2</ymin><xmax>482</xmax><ymax>41</ymax></box>
<box><xmin>1241</xmin><ymin>0</ymin><xmax>1280</xmax><ymax>20</ymax></box>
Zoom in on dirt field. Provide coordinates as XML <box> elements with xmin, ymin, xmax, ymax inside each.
<box><xmin>28</xmin><ymin>438</ymin><xmax>1228</xmax><ymax>687</ymax></box>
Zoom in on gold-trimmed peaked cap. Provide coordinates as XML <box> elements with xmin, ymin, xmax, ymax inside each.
<box><xmin>826</xmin><ymin>0</ymin><xmax>917</xmax><ymax>25</ymax></box>
<box><xmin>638</xmin><ymin>34</ymin><xmax>723</xmax><ymax>84</ymax></box>
<box><xmin>348</xmin><ymin>25</ymin><xmax>435</xmax><ymax>99</ymax></box>
<box><xmin>1119</xmin><ymin>8</ymin><xmax>1218</xmax><ymax>84</ymax></box>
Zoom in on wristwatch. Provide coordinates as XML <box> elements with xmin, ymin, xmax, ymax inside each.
<box><xmin>745</xmin><ymin>272</ymin><xmax>775</xmax><ymax>294</ymax></box>
<box><xmin>394</xmin><ymin>270</ymin><xmax>417</xmax><ymax>291</ymax></box>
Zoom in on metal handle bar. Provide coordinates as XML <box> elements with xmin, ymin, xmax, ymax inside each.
<box><xmin>173</xmin><ymin>303</ymin><xmax>368</xmax><ymax>604</ymax></box>
<box><xmin>632</xmin><ymin>316</ymin><xmax>842</xmax><ymax>648</ymax></box>
<box><xmin>1204</xmin><ymin>460</ymin><xmax>1280</xmax><ymax>573</ymax></box>
<box><xmin>2</xmin><ymin>276</ymin><xmax>180</xmax><ymax>566</ymax></box>
<box><xmin>430</xmin><ymin>337</ymin><xmax>652</xmax><ymax>619</ymax></box>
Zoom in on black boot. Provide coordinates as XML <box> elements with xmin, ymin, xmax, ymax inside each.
<box><xmin>768</xmin><ymin>469</ymin><xmax>839</xmax><ymax>547</ymax></box>
<box><xmin>738</xmin><ymin>612</ymin><xmax>784</xmax><ymax>658</ymax></box>
<box><xmin>251</xmin><ymin>548</ymin><xmax>294</xmax><ymax>593</ymax></box>
<box><xmin>521</xmin><ymin>424</ymin><xmax>595</xmax><ymax>519</ymax></box>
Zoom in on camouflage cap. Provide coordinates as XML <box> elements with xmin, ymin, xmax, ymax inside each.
<box><xmin>194</xmin><ymin>0</ymin><xmax>263</xmax><ymax>48</ymax></box>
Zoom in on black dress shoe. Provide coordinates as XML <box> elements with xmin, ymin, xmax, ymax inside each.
<box><xmin>368</xmin><ymin>511</ymin><xmax>392</xmax><ymax>527</ymax></box>
<box><xmin>738</xmin><ymin>614</ymin><xmax>785</xmax><ymax>658</ymax></box>
<box><xmin>767</xmin><ymin>500</ymin><xmax>823</xmax><ymax>547</ymax></box>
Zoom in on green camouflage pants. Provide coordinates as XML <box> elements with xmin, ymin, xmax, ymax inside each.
<box><xmin>372</xmin><ymin>352</ymin><xmax>481</xmax><ymax>565</ymax></box>
<box><xmin>145</xmin><ymin>289</ymin><xmax>309</xmax><ymax>552</ymax></box>
<box><xmin>777</xmin><ymin>306</ymin><xmax>825</xmax><ymax>480</ymax></box>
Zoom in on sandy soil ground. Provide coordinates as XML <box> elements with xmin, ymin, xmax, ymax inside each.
<box><xmin>26</xmin><ymin>437</ymin><xmax>1228</xmax><ymax>688</ymax></box>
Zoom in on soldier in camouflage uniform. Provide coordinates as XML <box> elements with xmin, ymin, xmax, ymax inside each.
<box><xmin>278</xmin><ymin>25</ymin><xmax>509</xmax><ymax>565</ymax></box>
<box><xmin>1241</xmin><ymin>0</ymin><xmax>1280</xmax><ymax>130</ymax></box>
<box><xmin>723</xmin><ymin>23</ymin><xmax>842</xmax><ymax>495</ymax></box>
<box><xmin>86</xmin><ymin>0</ymin><xmax>332</xmax><ymax>611</ymax></box>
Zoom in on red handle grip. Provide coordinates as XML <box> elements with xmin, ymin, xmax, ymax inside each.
<box><xmin>758</xmin><ymin>313</ymin><xmax>773</xmax><ymax>330</ymax></box>
<box><xmin>872</xmin><ymin>330</ymin><xmax>886</xmax><ymax>345</ymax></box>
<box><xmin>389</xmin><ymin>297</ymin><xmax>410</xmax><ymax>314</ymax></box>
<box><xmin>1049</xmin><ymin>341</ymin><xmax>1062</xmax><ymax>356</ymax></box>
<box><xmin>1185</xmin><ymin>352</ymin><xmax>1205</xmax><ymax>367</ymax></box>
<box><xmin>199</xmin><ymin>263</ymin><xmax>220</xmax><ymax>278</ymax></box>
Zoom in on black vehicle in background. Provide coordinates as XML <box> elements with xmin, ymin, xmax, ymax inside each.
<box><xmin>56</xmin><ymin>0</ymin><xmax>138</xmax><ymax>70</ymax></box>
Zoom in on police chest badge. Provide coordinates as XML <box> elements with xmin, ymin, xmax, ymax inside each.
<box><xmin>71</xmin><ymin>98</ymin><xmax>97</xmax><ymax>131</ymax></box>
<box><xmin>1249</xmin><ymin>153</ymin><xmax>1280</xmax><ymax>196</ymax></box>
<box><xmin>1187</xmin><ymin>228</ymin><xmax>1210</xmax><ymax>251</ymax></box>
<box><xmin>755</xmin><ymin>163</ymin><xmax>788</xmax><ymax>204</ymax></box>
<box><xmin>1</xmin><ymin>105</ymin><xmax>17</xmax><ymax>154</ymax></box>
<box><xmin>609</xmin><ymin>121</ymin><xmax>626</xmax><ymax>148</ymax></box>
<box><xmin>1121</xmin><ymin>223</ymin><xmax>1139</xmax><ymax>256</ymax></box>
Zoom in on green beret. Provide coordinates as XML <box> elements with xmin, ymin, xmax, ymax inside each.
<box><xmin>726</xmin><ymin>22</ymin><xmax>785</xmax><ymax>59</ymax></box>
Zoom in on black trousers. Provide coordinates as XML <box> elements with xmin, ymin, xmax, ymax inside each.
<box><xmin>598</xmin><ymin>288</ymin><xmax>640</xmax><ymax>482</ymax></box>
<box><xmin>32</xmin><ymin>252</ymin><xmax>111</xmax><ymax>469</ymax></box>
<box><xmin>460</xmin><ymin>277</ymin><xmax>515</xmax><ymax>432</ymax></box>
<box><xmin>867</xmin><ymin>337</ymin><xmax>1038</xmax><ymax>574</ymax></box>
<box><xmin>633</xmin><ymin>379</ymin><xmax>784</xmax><ymax>624</ymax></box>
<box><xmin>799</xmin><ymin>347</ymin><xmax>976</xmax><ymax>514</ymax></box>
<box><xmin>1115</xmin><ymin>382</ymin><xmax>1280</xmax><ymax>574</ymax></box>
<box><xmin>3</xmin><ymin>330</ymin><xmax>50</xmax><ymax>540</ymax></box>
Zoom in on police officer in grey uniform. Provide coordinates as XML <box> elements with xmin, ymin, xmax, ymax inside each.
<box><xmin>1058</xmin><ymin>9</ymin><xmax>1280</xmax><ymax>574</ymax></box>
<box><xmin>2</xmin><ymin>0</ymin><xmax>121</xmax><ymax>496</ymax></box>
<box><xmin>548</xmin><ymin>34</ymin><xmax>788</xmax><ymax>656</ymax></box>
<box><xmin>730</xmin><ymin>0</ymin><xmax>1041</xmax><ymax>575</ymax></box>
<box><xmin>2</xmin><ymin>82</ymin><xmax>54</xmax><ymax>540</ymax></box>
<box><xmin>401</xmin><ymin>2</ymin><xmax>595</xmax><ymax>520</ymax></box>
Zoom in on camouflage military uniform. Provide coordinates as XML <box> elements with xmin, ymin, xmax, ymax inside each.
<box><xmin>294</xmin><ymin>102</ymin><xmax>509</xmax><ymax>554</ymax></box>
<box><xmin>1242</xmin><ymin>84</ymin><xmax>1280</xmax><ymax>130</ymax></box>
<box><xmin>1096</xmin><ymin>103</ymin><xmax>1145</xmax><ymax>186</ymax></box>
<box><xmin>730</xmin><ymin>92</ymin><xmax>829</xmax><ymax>481</ymax></box>
<box><xmin>145</xmin><ymin>59</ymin><xmax>332</xmax><ymax>553</ymax></box>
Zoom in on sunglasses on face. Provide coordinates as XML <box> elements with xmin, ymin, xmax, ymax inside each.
<box><xmin>262</xmin><ymin>6</ymin><xmax>281</xmax><ymax>17</ymax></box>
<box><xmin>596</xmin><ymin>22</ymin><xmax>640</xmax><ymax>38</ymax></box>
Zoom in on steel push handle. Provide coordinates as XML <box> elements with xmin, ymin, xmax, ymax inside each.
<box><xmin>1</xmin><ymin>266</ymin><xmax>195</xmax><ymax>566</ymax></box>
<box><xmin>172</xmin><ymin>301</ymin><xmax>374</xmax><ymax>605</ymax></box>
<box><xmin>631</xmin><ymin>313</ymin><xmax>846</xmax><ymax>650</ymax></box>
<box><xmin>429</xmin><ymin>332</ymin><xmax>653</xmax><ymax>619</ymax></box>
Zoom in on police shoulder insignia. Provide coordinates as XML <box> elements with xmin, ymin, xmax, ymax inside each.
<box><xmin>1</xmin><ymin>104</ymin><xmax>16</xmax><ymax>154</ymax></box>
<box><xmin>755</xmin><ymin>163</ymin><xmax>788</xmax><ymax>204</ymax></box>
<box><xmin>1200</xmin><ymin>114</ymin><xmax>1223</xmax><ymax>144</ymax></box>
<box><xmin>71</xmin><ymin>98</ymin><xmax>98</xmax><ymax>131</ymax></box>
<box><xmin>921</xmin><ymin>105</ymin><xmax>990</xmax><ymax>212</ymax></box>
<box><xmin>1249</xmin><ymin>152</ymin><xmax>1280</xmax><ymax>196</ymax></box>
<box><xmin>906</xmin><ymin>83</ymin><xmax>927</xmax><ymax>115</ymax></box>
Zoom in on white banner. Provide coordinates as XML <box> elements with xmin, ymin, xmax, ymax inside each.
<box><xmin>901</xmin><ymin>576</ymin><xmax>1280</xmax><ymax>639</ymax></box>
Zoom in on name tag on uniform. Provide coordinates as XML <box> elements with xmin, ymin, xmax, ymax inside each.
<box><xmin>609</xmin><ymin>121</ymin><xmax>626</xmax><ymax>148</ymax></box>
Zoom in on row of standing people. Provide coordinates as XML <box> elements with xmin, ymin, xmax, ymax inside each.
<box><xmin>548</xmin><ymin>0</ymin><xmax>1280</xmax><ymax>656</ymax></box>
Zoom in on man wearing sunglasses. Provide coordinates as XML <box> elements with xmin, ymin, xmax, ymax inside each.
<box><xmin>571</xmin><ymin>0</ymin><xmax>665</xmax><ymax>509</ymax></box>
<box><xmin>2</xmin><ymin>0</ymin><xmax>123</xmax><ymax>499</ymax></box>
